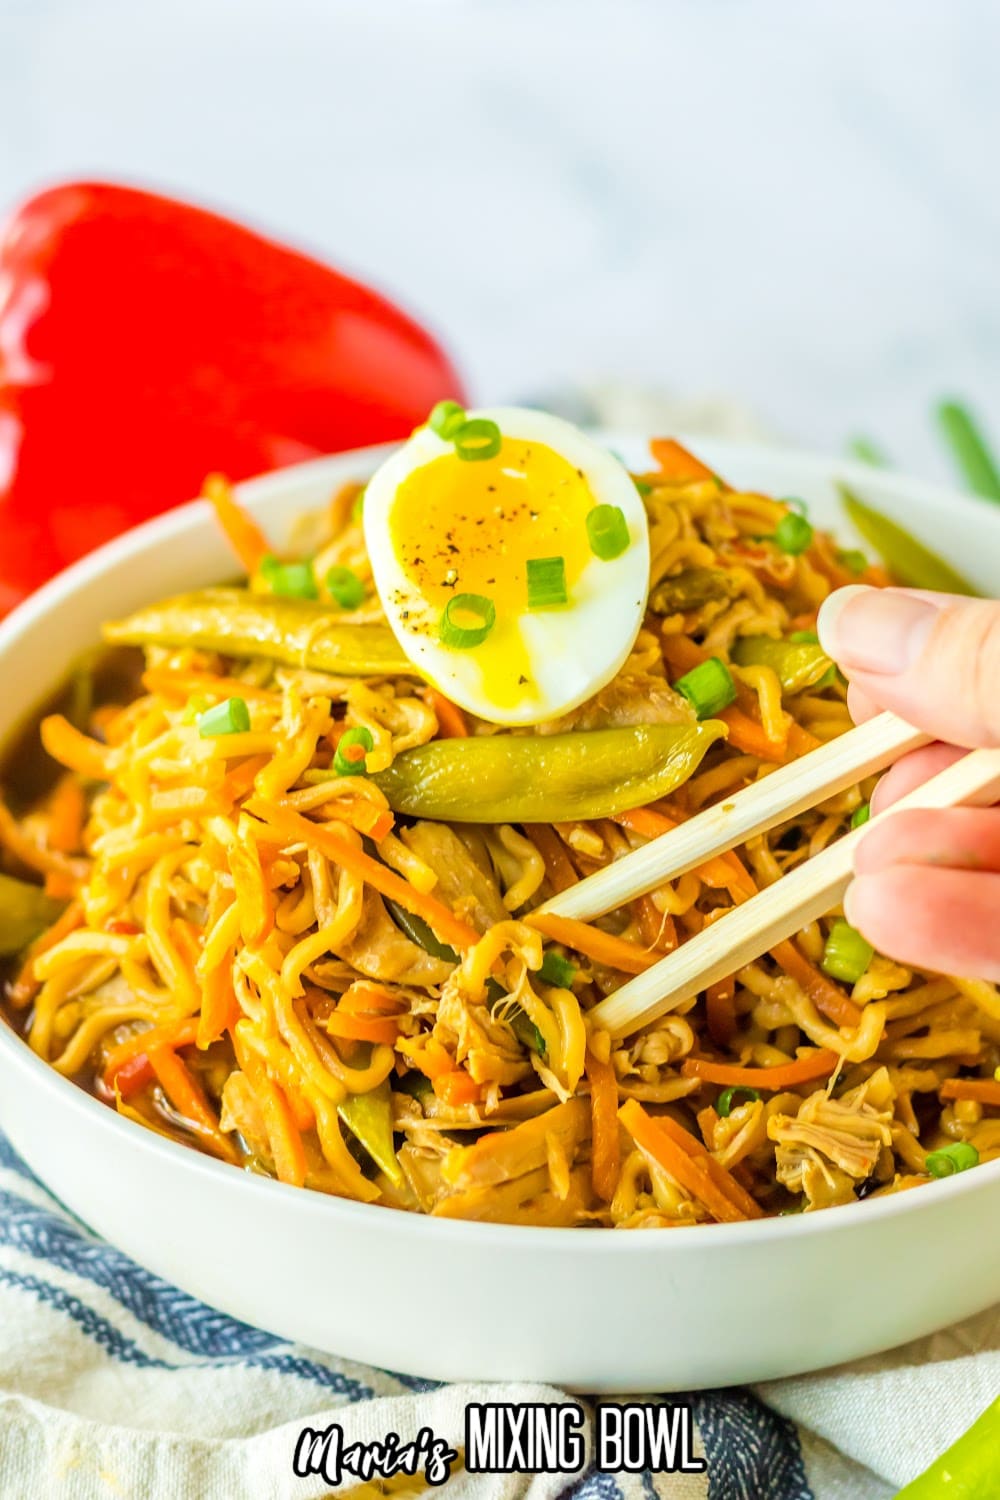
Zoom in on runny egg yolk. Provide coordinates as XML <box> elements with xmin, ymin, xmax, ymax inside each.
<box><xmin>388</xmin><ymin>437</ymin><xmax>595</xmax><ymax>709</ymax></box>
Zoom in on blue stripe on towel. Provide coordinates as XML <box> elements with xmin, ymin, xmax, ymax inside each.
<box><xmin>692</xmin><ymin>1389</ymin><xmax>812</xmax><ymax>1500</ymax></box>
<box><xmin>0</xmin><ymin>1265</ymin><xmax>374</xmax><ymax>1397</ymax></box>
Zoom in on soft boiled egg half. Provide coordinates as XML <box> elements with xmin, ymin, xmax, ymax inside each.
<box><xmin>363</xmin><ymin>406</ymin><xmax>650</xmax><ymax>726</ymax></box>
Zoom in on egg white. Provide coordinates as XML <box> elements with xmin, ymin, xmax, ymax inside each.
<box><xmin>363</xmin><ymin>406</ymin><xmax>651</xmax><ymax>726</ymax></box>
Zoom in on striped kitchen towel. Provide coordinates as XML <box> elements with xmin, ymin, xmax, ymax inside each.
<box><xmin>0</xmin><ymin>1129</ymin><xmax>998</xmax><ymax>1498</ymax></box>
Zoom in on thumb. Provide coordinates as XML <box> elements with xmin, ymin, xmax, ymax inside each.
<box><xmin>817</xmin><ymin>585</ymin><xmax>1000</xmax><ymax>749</ymax></box>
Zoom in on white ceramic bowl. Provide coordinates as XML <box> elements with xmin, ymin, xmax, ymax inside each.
<box><xmin>1</xmin><ymin>437</ymin><xmax>999</xmax><ymax>1392</ymax></box>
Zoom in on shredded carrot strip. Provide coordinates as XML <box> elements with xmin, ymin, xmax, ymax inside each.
<box><xmin>197</xmin><ymin>961</ymin><xmax>239</xmax><ymax>1050</ymax></box>
<box><xmin>339</xmin><ymin>983</ymin><xmax>405</xmax><ymax>1016</ymax></box>
<box><xmin>634</xmin><ymin>894</ymin><xmax>676</xmax><ymax>953</ymax></box>
<box><xmin>46</xmin><ymin>777</ymin><xmax>86</xmax><ymax>854</ymax></box>
<box><xmin>619</xmin><ymin>1098</ymin><xmax>755</xmax><ymax>1223</ymax></box>
<box><xmin>681</xmin><ymin>1049</ymin><xmax>839</xmax><ymax>1089</ymax></box>
<box><xmin>770</xmin><ymin>939</ymin><xmax>861</xmax><ymax>1029</ymax></box>
<box><xmin>171</xmin><ymin>918</ymin><xmax>203</xmax><ymax>971</ymax></box>
<box><xmin>325</xmin><ymin>1011</ymin><xmax>399</xmax><ymax>1045</ymax></box>
<box><xmin>243</xmin><ymin>797</ymin><xmax>480</xmax><ymax>951</ymax></box>
<box><xmin>221</xmin><ymin>754</ymin><xmax>270</xmax><ymax>803</ymax></box>
<box><xmin>233</xmin><ymin>1033</ymin><xmax>307</xmax><ymax>1186</ymax></box>
<box><xmin>425</xmin><ymin>687</ymin><xmax>468</xmax><ymax>739</ymax></box>
<box><xmin>102</xmin><ymin>1018</ymin><xmax>200</xmax><ymax>1091</ymax></box>
<box><xmin>585</xmin><ymin>1050</ymin><xmax>620</xmax><ymax>1202</ymax></box>
<box><xmin>718</xmin><ymin>705</ymin><xmax>788</xmax><ymax>763</ymax></box>
<box><xmin>526</xmin><ymin>911</ymin><xmax>656</xmax><ymax>974</ymax></box>
<box><xmin>408</xmin><ymin>1041</ymin><xmax>455</xmax><ymax>1081</ymax></box>
<box><xmin>650</xmin><ymin>1110</ymin><xmax>764</xmax><ymax>1219</ymax></box>
<box><xmin>649</xmin><ymin>438</ymin><xmax>722</xmax><ymax>487</ymax></box>
<box><xmin>705</xmin><ymin>977</ymin><xmax>737</xmax><ymax>1047</ymax></box>
<box><xmin>40</xmin><ymin>715</ymin><xmax>113</xmax><ymax>781</ymax></box>
<box><xmin>356</xmin><ymin>805</ymin><xmax>395</xmax><ymax>842</ymax></box>
<box><xmin>787</xmin><ymin>721</ymin><xmax>822</xmax><ymax>757</ymax></box>
<box><xmin>434</xmin><ymin>1070</ymin><xmax>484</xmax><ymax>1106</ymax></box>
<box><xmin>141</xmin><ymin>668</ymin><xmax>279</xmax><ymax>704</ymax></box>
<box><xmin>43</xmin><ymin>870</ymin><xmax>78</xmax><ymax>900</ymax></box>
<box><xmin>203</xmin><ymin>473</ymin><xmax>270</xmax><ymax>574</ymax></box>
<box><xmin>523</xmin><ymin>823</ymin><xmax>578</xmax><ymax>894</ymax></box>
<box><xmin>146</xmin><ymin>1045</ymin><xmax>238</xmax><ymax>1164</ymax></box>
<box><xmin>940</xmin><ymin>1078</ymin><xmax>1000</xmax><ymax>1106</ymax></box>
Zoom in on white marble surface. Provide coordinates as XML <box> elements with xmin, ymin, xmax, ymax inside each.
<box><xmin>2</xmin><ymin>0</ymin><xmax>998</xmax><ymax>480</ymax></box>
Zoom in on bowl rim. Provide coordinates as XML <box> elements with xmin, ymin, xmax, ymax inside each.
<box><xmin>2</xmin><ymin>432</ymin><xmax>998</xmax><ymax>1252</ymax></box>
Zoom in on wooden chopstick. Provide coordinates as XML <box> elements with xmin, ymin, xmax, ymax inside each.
<box><xmin>535</xmin><ymin>712</ymin><xmax>928</xmax><ymax>924</ymax></box>
<box><xmin>588</xmin><ymin>745</ymin><xmax>1000</xmax><ymax>1038</ymax></box>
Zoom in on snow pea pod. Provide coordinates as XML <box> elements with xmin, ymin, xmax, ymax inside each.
<box><xmin>372</xmin><ymin>722</ymin><xmax>725</xmax><ymax>824</ymax></box>
<box><xmin>838</xmin><ymin>486</ymin><xmax>977</xmax><ymax>595</ymax></box>
<box><xmin>731</xmin><ymin>634</ymin><xmax>833</xmax><ymax>694</ymax></box>
<box><xmin>895</xmin><ymin>1396</ymin><xmax>1000</xmax><ymax>1498</ymax></box>
<box><xmin>0</xmin><ymin>872</ymin><xmax>65</xmax><ymax>956</ymax></box>
<box><xmin>338</xmin><ymin>1077</ymin><xmax>402</xmax><ymax>1186</ymax></box>
<box><xmin>105</xmin><ymin>588</ymin><xmax>414</xmax><ymax>677</ymax></box>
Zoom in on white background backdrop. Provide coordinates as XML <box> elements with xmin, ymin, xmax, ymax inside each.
<box><xmin>2</xmin><ymin>0</ymin><xmax>997</xmax><ymax>479</ymax></box>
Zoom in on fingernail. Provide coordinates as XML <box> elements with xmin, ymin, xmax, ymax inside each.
<box><xmin>817</xmin><ymin>586</ymin><xmax>941</xmax><ymax>674</ymax></box>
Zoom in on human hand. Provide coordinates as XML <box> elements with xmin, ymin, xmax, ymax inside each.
<box><xmin>817</xmin><ymin>585</ymin><xmax>1000</xmax><ymax>979</ymax></box>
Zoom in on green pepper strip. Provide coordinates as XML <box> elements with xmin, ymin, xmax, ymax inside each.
<box><xmin>104</xmin><ymin>588</ymin><xmax>414</xmax><ymax>677</ymax></box>
<box><xmin>383</xmin><ymin>899</ymin><xmax>460</xmax><ymax>963</ymax></box>
<box><xmin>338</xmin><ymin>1077</ymin><xmax>402</xmax><ymax>1186</ymax></box>
<box><xmin>838</xmin><ymin>486</ymin><xmax>978</xmax><ymax>596</ymax></box>
<box><xmin>373</xmin><ymin>722</ymin><xmax>725</xmax><ymax>825</ymax></box>
<box><xmin>731</xmin><ymin>635</ymin><xmax>834</xmax><ymax>695</ymax></box>
<box><xmin>0</xmin><ymin>873</ymin><xmax>65</xmax><ymax>957</ymax></box>
<box><xmin>895</xmin><ymin>1396</ymin><xmax>1000</xmax><ymax>1498</ymax></box>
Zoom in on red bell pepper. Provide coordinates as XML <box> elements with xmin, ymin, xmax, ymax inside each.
<box><xmin>0</xmin><ymin>181</ymin><xmax>465</xmax><ymax>616</ymax></box>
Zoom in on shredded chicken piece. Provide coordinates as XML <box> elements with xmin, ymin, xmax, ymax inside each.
<box><xmin>332</xmin><ymin>889</ymin><xmax>454</xmax><ymax>986</ymax></box>
<box><xmin>768</xmin><ymin>1067</ymin><xmax>896</xmax><ymax>1208</ymax></box>
<box><xmin>535</xmin><ymin>672</ymin><xmax>692</xmax><ymax>734</ymax></box>
<box><xmin>400</xmin><ymin>821</ymin><xmax>507</xmax><ymax>932</ymax></box>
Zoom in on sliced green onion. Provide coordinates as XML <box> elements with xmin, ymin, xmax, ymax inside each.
<box><xmin>334</xmin><ymin>725</ymin><xmax>374</xmax><ymax>777</ymax></box>
<box><xmin>509</xmin><ymin>1008</ymin><xmax>546</xmax><ymax>1056</ymax></box>
<box><xmin>851</xmin><ymin>803</ymin><xmax>871</xmax><ymax>829</ymax></box>
<box><xmin>586</xmin><ymin>504</ymin><xmax>630</xmax><ymax>561</ymax></box>
<box><xmin>848</xmin><ymin>435</ymin><xmax>888</xmax><ymax>467</ymax></box>
<box><xmin>352</xmin><ymin>487</ymin><xmax>366</xmax><ymax>523</ymax></box>
<box><xmin>260</xmin><ymin>556</ymin><xmax>318</xmax><ymax>600</ymax></box>
<box><xmin>717</xmin><ymin>1085</ymin><xmax>761</xmax><ymax>1117</ymax></box>
<box><xmin>789</xmin><ymin>629</ymin><xmax>819</xmax><ymax>645</ymax></box>
<box><xmin>526</xmin><ymin>556</ymin><xmax>568</xmax><ymax>609</ymax></box>
<box><xmin>674</xmin><ymin>657</ymin><xmax>737</xmax><ymax>719</ymax></box>
<box><xmin>774</xmin><ymin>513</ymin><xmax>814</xmax><ymax>555</ymax></box>
<box><xmin>821</xmin><ymin>920</ymin><xmax>874</xmax><ymax>985</ymax></box>
<box><xmin>538</xmin><ymin>951</ymin><xmax>577</xmax><ymax>988</ymax></box>
<box><xmin>428</xmin><ymin>399</ymin><xmax>466</xmax><ymax>440</ymax></box>
<box><xmin>634</xmin><ymin>478</ymin><xmax>652</xmax><ymax>497</ymax></box>
<box><xmin>936</xmin><ymin>399</ymin><xmax>1000</xmax><ymax>502</ymax></box>
<box><xmin>783</xmin><ymin>496</ymin><xmax>810</xmax><ymax>515</ymax></box>
<box><xmin>197</xmin><ymin>697</ymin><xmax>251</xmax><ymax>738</ymax></box>
<box><xmin>439</xmin><ymin>592</ymin><xmax>496</xmax><ymax>648</ymax></box>
<box><xmin>325</xmin><ymin>565</ymin><xmax>366</xmax><ymax>610</ymax></box>
<box><xmin>836</xmin><ymin>548</ymin><xmax>868</xmax><ymax>575</ymax></box>
<box><xmin>925</xmin><ymin>1141</ymin><xmax>979</xmax><ymax>1178</ymax></box>
<box><xmin>453</xmin><ymin>418</ymin><xmax>502</xmax><ymax>462</ymax></box>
